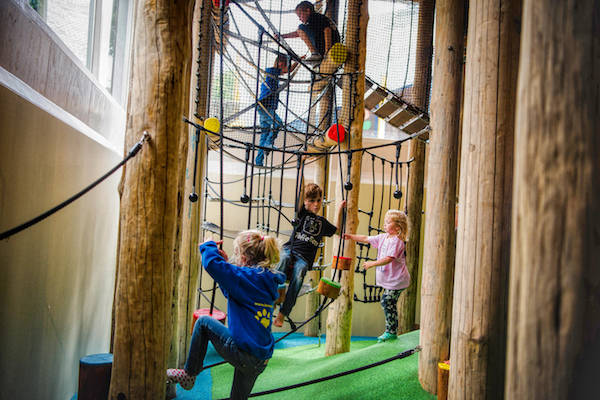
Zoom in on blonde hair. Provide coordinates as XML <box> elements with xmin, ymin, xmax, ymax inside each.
<box><xmin>232</xmin><ymin>230</ymin><xmax>280</xmax><ymax>269</ymax></box>
<box><xmin>385</xmin><ymin>210</ymin><xmax>408</xmax><ymax>241</ymax></box>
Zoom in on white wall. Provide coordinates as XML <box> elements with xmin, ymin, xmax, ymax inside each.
<box><xmin>0</xmin><ymin>1</ymin><xmax>126</xmax><ymax>398</ymax></box>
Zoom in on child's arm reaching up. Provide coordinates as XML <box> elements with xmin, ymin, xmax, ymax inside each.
<box><xmin>343</xmin><ymin>232</ymin><xmax>368</xmax><ymax>243</ymax></box>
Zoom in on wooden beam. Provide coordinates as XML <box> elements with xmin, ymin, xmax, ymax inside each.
<box><xmin>324</xmin><ymin>0</ymin><xmax>367</xmax><ymax>357</ymax></box>
<box><xmin>398</xmin><ymin>0</ymin><xmax>434</xmax><ymax>335</ymax></box>
<box><xmin>172</xmin><ymin>0</ymin><xmax>214</xmax><ymax>368</ymax></box>
<box><xmin>108</xmin><ymin>0</ymin><xmax>194</xmax><ymax>398</ymax></box>
<box><xmin>448</xmin><ymin>0</ymin><xmax>521</xmax><ymax>398</ymax></box>
<box><xmin>505</xmin><ymin>1</ymin><xmax>600</xmax><ymax>398</ymax></box>
<box><xmin>305</xmin><ymin>0</ymin><xmax>338</xmax><ymax>336</ymax></box>
<box><xmin>418</xmin><ymin>0</ymin><xmax>465</xmax><ymax>393</ymax></box>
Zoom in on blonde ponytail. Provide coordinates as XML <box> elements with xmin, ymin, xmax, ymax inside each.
<box><xmin>261</xmin><ymin>236</ymin><xmax>280</xmax><ymax>267</ymax></box>
<box><xmin>232</xmin><ymin>230</ymin><xmax>281</xmax><ymax>269</ymax></box>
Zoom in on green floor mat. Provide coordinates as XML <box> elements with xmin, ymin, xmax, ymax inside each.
<box><xmin>211</xmin><ymin>330</ymin><xmax>435</xmax><ymax>400</ymax></box>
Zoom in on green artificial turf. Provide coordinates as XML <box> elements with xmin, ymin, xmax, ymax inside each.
<box><xmin>211</xmin><ymin>330</ymin><xmax>435</xmax><ymax>400</ymax></box>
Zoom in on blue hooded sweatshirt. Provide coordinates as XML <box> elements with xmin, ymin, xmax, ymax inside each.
<box><xmin>199</xmin><ymin>241</ymin><xmax>285</xmax><ymax>360</ymax></box>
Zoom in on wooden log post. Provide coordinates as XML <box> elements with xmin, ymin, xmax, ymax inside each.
<box><xmin>505</xmin><ymin>1</ymin><xmax>600</xmax><ymax>398</ymax></box>
<box><xmin>304</xmin><ymin>0</ymin><xmax>338</xmax><ymax>336</ymax></box>
<box><xmin>447</xmin><ymin>0</ymin><xmax>521</xmax><ymax>398</ymax></box>
<box><xmin>171</xmin><ymin>0</ymin><xmax>214</xmax><ymax>368</ymax></box>
<box><xmin>397</xmin><ymin>0</ymin><xmax>434</xmax><ymax>335</ymax></box>
<box><xmin>324</xmin><ymin>0</ymin><xmax>367</xmax><ymax>357</ymax></box>
<box><xmin>418</xmin><ymin>0</ymin><xmax>465</xmax><ymax>393</ymax></box>
<box><xmin>109</xmin><ymin>0</ymin><xmax>194</xmax><ymax>398</ymax></box>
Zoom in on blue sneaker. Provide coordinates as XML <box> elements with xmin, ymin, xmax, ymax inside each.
<box><xmin>377</xmin><ymin>332</ymin><xmax>397</xmax><ymax>342</ymax></box>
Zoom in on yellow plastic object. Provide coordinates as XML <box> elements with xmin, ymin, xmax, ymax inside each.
<box><xmin>438</xmin><ymin>362</ymin><xmax>450</xmax><ymax>371</ymax></box>
<box><xmin>329</xmin><ymin>43</ymin><xmax>347</xmax><ymax>64</ymax></box>
<box><xmin>204</xmin><ymin>117</ymin><xmax>220</xmax><ymax>136</ymax></box>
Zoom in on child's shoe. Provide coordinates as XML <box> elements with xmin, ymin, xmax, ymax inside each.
<box><xmin>167</xmin><ymin>368</ymin><xmax>196</xmax><ymax>390</ymax></box>
<box><xmin>273</xmin><ymin>311</ymin><xmax>285</xmax><ymax>327</ymax></box>
<box><xmin>377</xmin><ymin>332</ymin><xmax>397</xmax><ymax>342</ymax></box>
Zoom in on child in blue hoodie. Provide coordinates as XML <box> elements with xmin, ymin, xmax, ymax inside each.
<box><xmin>167</xmin><ymin>230</ymin><xmax>285</xmax><ymax>399</ymax></box>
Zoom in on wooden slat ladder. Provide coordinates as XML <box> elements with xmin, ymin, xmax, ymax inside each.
<box><xmin>364</xmin><ymin>76</ymin><xmax>430</xmax><ymax>136</ymax></box>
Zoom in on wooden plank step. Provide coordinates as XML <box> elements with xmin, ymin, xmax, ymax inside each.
<box><xmin>364</xmin><ymin>86</ymin><xmax>387</xmax><ymax>110</ymax></box>
<box><xmin>386</xmin><ymin>105</ymin><xmax>412</xmax><ymax>127</ymax></box>
<box><xmin>400</xmin><ymin>114</ymin><xmax>428</xmax><ymax>134</ymax></box>
<box><xmin>364</xmin><ymin>76</ymin><xmax>430</xmax><ymax>135</ymax></box>
<box><xmin>374</xmin><ymin>96</ymin><xmax>403</xmax><ymax>119</ymax></box>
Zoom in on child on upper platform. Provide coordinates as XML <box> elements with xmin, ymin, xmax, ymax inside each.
<box><xmin>278</xmin><ymin>1</ymin><xmax>341</xmax><ymax>62</ymax></box>
<box><xmin>274</xmin><ymin>183</ymin><xmax>346</xmax><ymax>327</ymax></box>
<box><xmin>343</xmin><ymin>210</ymin><xmax>410</xmax><ymax>342</ymax></box>
<box><xmin>167</xmin><ymin>230</ymin><xmax>285</xmax><ymax>399</ymax></box>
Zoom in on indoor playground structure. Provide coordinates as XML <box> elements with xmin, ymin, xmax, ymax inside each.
<box><xmin>0</xmin><ymin>0</ymin><xmax>598</xmax><ymax>399</ymax></box>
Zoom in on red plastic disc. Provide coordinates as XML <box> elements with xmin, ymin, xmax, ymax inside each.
<box><xmin>192</xmin><ymin>308</ymin><xmax>227</xmax><ymax>332</ymax></box>
<box><xmin>327</xmin><ymin>124</ymin><xmax>346</xmax><ymax>143</ymax></box>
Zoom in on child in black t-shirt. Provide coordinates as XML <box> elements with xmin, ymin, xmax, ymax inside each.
<box><xmin>279</xmin><ymin>1</ymin><xmax>341</xmax><ymax>62</ymax></box>
<box><xmin>274</xmin><ymin>183</ymin><xmax>346</xmax><ymax>327</ymax></box>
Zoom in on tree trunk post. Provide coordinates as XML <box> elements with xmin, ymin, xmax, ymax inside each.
<box><xmin>109</xmin><ymin>0</ymin><xmax>194</xmax><ymax>398</ymax></box>
<box><xmin>172</xmin><ymin>0</ymin><xmax>214</xmax><ymax>368</ymax></box>
<box><xmin>304</xmin><ymin>0</ymin><xmax>339</xmax><ymax>337</ymax></box>
<box><xmin>397</xmin><ymin>0</ymin><xmax>435</xmax><ymax>335</ymax></box>
<box><xmin>448</xmin><ymin>0</ymin><xmax>521</xmax><ymax>398</ymax></box>
<box><xmin>505</xmin><ymin>1</ymin><xmax>600</xmax><ymax>398</ymax></box>
<box><xmin>418</xmin><ymin>0</ymin><xmax>465</xmax><ymax>393</ymax></box>
<box><xmin>324</xmin><ymin>0</ymin><xmax>367</xmax><ymax>357</ymax></box>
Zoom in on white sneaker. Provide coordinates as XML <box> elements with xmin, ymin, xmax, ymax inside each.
<box><xmin>167</xmin><ymin>369</ymin><xmax>195</xmax><ymax>390</ymax></box>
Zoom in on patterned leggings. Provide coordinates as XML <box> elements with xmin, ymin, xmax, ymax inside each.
<box><xmin>380</xmin><ymin>288</ymin><xmax>404</xmax><ymax>334</ymax></box>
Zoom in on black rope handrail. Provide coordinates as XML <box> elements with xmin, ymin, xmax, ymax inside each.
<box><xmin>215</xmin><ymin>346</ymin><xmax>421</xmax><ymax>399</ymax></box>
<box><xmin>185</xmin><ymin>116</ymin><xmax>429</xmax><ymax>157</ymax></box>
<box><xmin>0</xmin><ymin>132</ymin><xmax>150</xmax><ymax>241</ymax></box>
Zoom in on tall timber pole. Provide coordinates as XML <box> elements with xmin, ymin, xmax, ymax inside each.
<box><xmin>325</xmin><ymin>0</ymin><xmax>368</xmax><ymax>356</ymax></box>
<box><xmin>109</xmin><ymin>0</ymin><xmax>194</xmax><ymax>398</ymax></box>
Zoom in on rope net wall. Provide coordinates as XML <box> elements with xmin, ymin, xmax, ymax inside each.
<box><xmin>194</xmin><ymin>0</ymin><xmax>430</xmax><ymax>310</ymax></box>
<box><xmin>206</xmin><ymin>0</ymin><xmax>426</xmax><ymax>146</ymax></box>
<box><xmin>365</xmin><ymin>0</ymin><xmax>420</xmax><ymax>98</ymax></box>
<box><xmin>207</xmin><ymin>0</ymin><xmax>349</xmax><ymax>154</ymax></box>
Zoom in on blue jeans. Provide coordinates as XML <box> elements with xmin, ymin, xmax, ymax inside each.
<box><xmin>185</xmin><ymin>316</ymin><xmax>267</xmax><ymax>399</ymax></box>
<box><xmin>276</xmin><ymin>249</ymin><xmax>309</xmax><ymax>316</ymax></box>
<box><xmin>255</xmin><ymin>106</ymin><xmax>283</xmax><ymax>166</ymax></box>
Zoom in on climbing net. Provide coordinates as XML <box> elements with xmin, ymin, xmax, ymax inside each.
<box><xmin>191</xmin><ymin>0</ymin><xmax>430</xmax><ymax>333</ymax></box>
<box><xmin>209</xmin><ymin>0</ymin><xmax>356</xmax><ymax>156</ymax></box>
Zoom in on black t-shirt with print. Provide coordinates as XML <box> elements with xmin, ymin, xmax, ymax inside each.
<box><xmin>300</xmin><ymin>12</ymin><xmax>341</xmax><ymax>56</ymax></box>
<box><xmin>284</xmin><ymin>206</ymin><xmax>337</xmax><ymax>264</ymax></box>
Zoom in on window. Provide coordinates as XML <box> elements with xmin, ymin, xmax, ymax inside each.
<box><xmin>29</xmin><ymin>0</ymin><xmax>133</xmax><ymax>105</ymax></box>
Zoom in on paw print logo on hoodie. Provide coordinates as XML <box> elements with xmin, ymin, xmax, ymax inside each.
<box><xmin>255</xmin><ymin>308</ymin><xmax>271</xmax><ymax>328</ymax></box>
